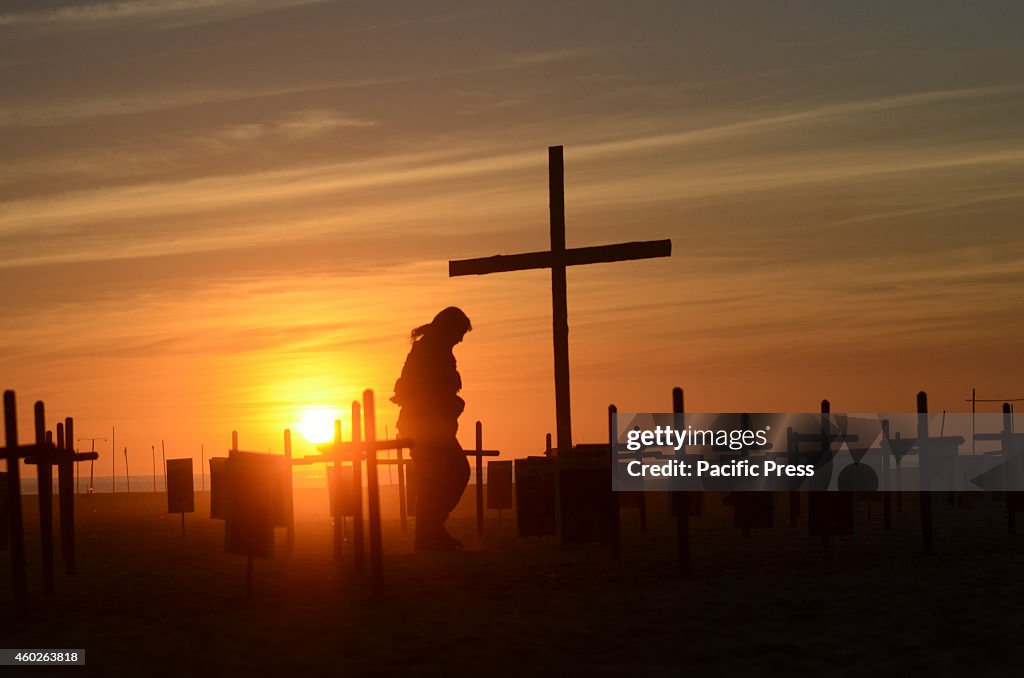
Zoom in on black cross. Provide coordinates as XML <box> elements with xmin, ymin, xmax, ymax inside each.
<box><xmin>449</xmin><ymin>146</ymin><xmax>671</xmax><ymax>456</ymax></box>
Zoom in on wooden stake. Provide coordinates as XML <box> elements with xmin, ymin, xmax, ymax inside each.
<box><xmin>332</xmin><ymin>419</ymin><xmax>343</xmax><ymax>561</ymax></box>
<box><xmin>58</xmin><ymin>418</ymin><xmax>77</xmax><ymax>574</ymax></box>
<box><xmin>672</xmin><ymin>387</ymin><xmax>690</xmax><ymax>575</ymax></box>
<box><xmin>34</xmin><ymin>401</ymin><xmax>55</xmax><ymax>594</ymax></box>
<box><xmin>1004</xmin><ymin>403</ymin><xmax>1016</xmax><ymax>535</ymax></box>
<box><xmin>284</xmin><ymin>429</ymin><xmax>294</xmax><ymax>553</ymax></box>
<box><xmin>475</xmin><ymin>421</ymin><xmax>484</xmax><ymax>537</ymax></box>
<box><xmin>363</xmin><ymin>390</ymin><xmax>383</xmax><ymax>598</ymax></box>
<box><xmin>3</xmin><ymin>391</ymin><xmax>28</xmax><ymax>619</ymax></box>
<box><xmin>608</xmin><ymin>404</ymin><xmax>620</xmax><ymax>562</ymax></box>
<box><xmin>396</xmin><ymin>444</ymin><xmax>407</xmax><ymax>534</ymax></box>
<box><xmin>917</xmin><ymin>391</ymin><xmax>933</xmax><ymax>555</ymax></box>
<box><xmin>881</xmin><ymin>419</ymin><xmax>892</xmax><ymax>531</ymax></box>
<box><xmin>350</xmin><ymin>401</ymin><xmax>365</xmax><ymax>574</ymax></box>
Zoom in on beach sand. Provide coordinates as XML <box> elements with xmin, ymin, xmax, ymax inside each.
<box><xmin>2</xmin><ymin>488</ymin><xmax>1023</xmax><ymax>676</ymax></box>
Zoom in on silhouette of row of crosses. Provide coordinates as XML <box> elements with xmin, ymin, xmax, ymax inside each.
<box><xmin>2</xmin><ymin>389</ymin><xmax>98</xmax><ymax>621</ymax></box>
<box><xmin>207</xmin><ymin>390</ymin><xmax>502</xmax><ymax>600</ymax></box>
<box><xmin>601</xmin><ymin>388</ymin><xmax>1021</xmax><ymax>574</ymax></box>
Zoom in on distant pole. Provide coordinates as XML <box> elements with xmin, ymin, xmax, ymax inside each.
<box><xmin>161</xmin><ymin>440</ymin><xmax>166</xmax><ymax>492</ymax></box>
<box><xmin>78</xmin><ymin>437</ymin><xmax>105</xmax><ymax>495</ymax></box>
<box><xmin>124</xmin><ymin>447</ymin><xmax>130</xmax><ymax>493</ymax></box>
<box><xmin>152</xmin><ymin>446</ymin><xmax>157</xmax><ymax>492</ymax></box>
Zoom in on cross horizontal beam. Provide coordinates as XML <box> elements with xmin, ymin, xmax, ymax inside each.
<box><xmin>449</xmin><ymin>239</ymin><xmax>672</xmax><ymax>277</ymax></box>
<box><xmin>315</xmin><ymin>438</ymin><xmax>415</xmax><ymax>455</ymax></box>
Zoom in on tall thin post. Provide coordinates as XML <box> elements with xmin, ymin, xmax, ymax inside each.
<box><xmin>475</xmin><ymin>421</ymin><xmax>484</xmax><ymax>537</ymax></box>
<box><xmin>161</xmin><ymin>440</ymin><xmax>166</xmax><ymax>492</ymax></box>
<box><xmin>819</xmin><ymin>400</ymin><xmax>831</xmax><ymax>547</ymax></box>
<box><xmin>1004</xmin><ymin>403</ymin><xmax>1016</xmax><ymax>535</ymax></box>
<box><xmin>332</xmin><ymin>419</ymin><xmax>343</xmax><ymax>561</ymax></box>
<box><xmin>396</xmin><ymin>444</ymin><xmax>408</xmax><ymax>534</ymax></box>
<box><xmin>124</xmin><ymin>447</ymin><xmax>130</xmax><ymax>493</ymax></box>
<box><xmin>608</xmin><ymin>404</ymin><xmax>620</xmax><ymax>562</ymax></box>
<box><xmin>350</xmin><ymin>401</ymin><xmax>365</xmax><ymax>573</ymax></box>
<box><xmin>4</xmin><ymin>391</ymin><xmax>28</xmax><ymax>619</ymax></box>
<box><xmin>549</xmin><ymin>145</ymin><xmax>572</xmax><ymax>456</ymax></box>
<box><xmin>672</xmin><ymin>387</ymin><xmax>690</xmax><ymax>575</ymax></box>
<box><xmin>881</xmin><ymin>419</ymin><xmax>892</xmax><ymax>531</ymax></box>
<box><xmin>787</xmin><ymin>426</ymin><xmax>800</xmax><ymax>527</ymax></box>
<box><xmin>152</xmin><ymin>446</ymin><xmax>157</xmax><ymax>492</ymax></box>
<box><xmin>363</xmin><ymin>390</ymin><xmax>384</xmax><ymax>597</ymax></box>
<box><xmin>58</xmin><ymin>418</ymin><xmax>77</xmax><ymax>574</ymax></box>
<box><xmin>34</xmin><ymin>402</ymin><xmax>55</xmax><ymax>594</ymax></box>
<box><xmin>284</xmin><ymin>429</ymin><xmax>294</xmax><ymax>554</ymax></box>
<box><xmin>917</xmin><ymin>391</ymin><xmax>933</xmax><ymax>555</ymax></box>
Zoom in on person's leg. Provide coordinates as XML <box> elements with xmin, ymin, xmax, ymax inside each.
<box><xmin>443</xmin><ymin>445</ymin><xmax>470</xmax><ymax>515</ymax></box>
<box><xmin>428</xmin><ymin>442</ymin><xmax>470</xmax><ymax>546</ymax></box>
<box><xmin>412</xmin><ymin>447</ymin><xmax>450</xmax><ymax>549</ymax></box>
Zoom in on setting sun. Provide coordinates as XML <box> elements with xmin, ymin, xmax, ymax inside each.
<box><xmin>295</xmin><ymin>407</ymin><xmax>342</xmax><ymax>444</ymax></box>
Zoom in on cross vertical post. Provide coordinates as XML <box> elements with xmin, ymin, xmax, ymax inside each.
<box><xmin>549</xmin><ymin>147</ymin><xmax>572</xmax><ymax>455</ymax></box>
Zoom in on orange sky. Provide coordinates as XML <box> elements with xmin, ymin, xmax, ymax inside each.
<box><xmin>2</xmin><ymin>1</ymin><xmax>1023</xmax><ymax>475</ymax></box>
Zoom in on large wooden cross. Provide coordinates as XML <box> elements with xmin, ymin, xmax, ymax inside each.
<box><xmin>449</xmin><ymin>145</ymin><xmax>672</xmax><ymax>456</ymax></box>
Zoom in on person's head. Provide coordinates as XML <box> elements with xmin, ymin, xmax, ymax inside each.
<box><xmin>410</xmin><ymin>306</ymin><xmax>472</xmax><ymax>346</ymax></box>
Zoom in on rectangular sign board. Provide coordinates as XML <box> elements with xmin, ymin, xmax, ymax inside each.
<box><xmin>166</xmin><ymin>458</ymin><xmax>195</xmax><ymax>514</ymax></box>
<box><xmin>225</xmin><ymin>451</ymin><xmax>276</xmax><ymax>559</ymax></box>
<box><xmin>486</xmin><ymin>460</ymin><xmax>513</xmax><ymax>510</ymax></box>
<box><xmin>209</xmin><ymin>457</ymin><xmax>228</xmax><ymax>520</ymax></box>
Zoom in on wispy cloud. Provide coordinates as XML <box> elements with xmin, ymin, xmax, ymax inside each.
<box><xmin>0</xmin><ymin>0</ymin><xmax>324</xmax><ymax>28</ymax></box>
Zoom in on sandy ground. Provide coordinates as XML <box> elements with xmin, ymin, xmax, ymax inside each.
<box><xmin>2</xmin><ymin>487</ymin><xmax>1023</xmax><ymax>676</ymax></box>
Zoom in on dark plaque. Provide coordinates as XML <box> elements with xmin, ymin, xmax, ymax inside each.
<box><xmin>514</xmin><ymin>457</ymin><xmax>556</xmax><ymax>537</ymax></box>
<box><xmin>225</xmin><ymin>451</ymin><xmax>276</xmax><ymax>559</ymax></box>
<box><xmin>327</xmin><ymin>464</ymin><xmax>358</xmax><ymax>517</ymax></box>
<box><xmin>558</xmin><ymin>445</ymin><xmax>612</xmax><ymax>543</ymax></box>
<box><xmin>166</xmin><ymin>458</ymin><xmax>195</xmax><ymax>514</ymax></box>
<box><xmin>209</xmin><ymin>457</ymin><xmax>229</xmax><ymax>520</ymax></box>
<box><xmin>271</xmin><ymin>456</ymin><xmax>292</xmax><ymax>529</ymax></box>
<box><xmin>486</xmin><ymin>460</ymin><xmax>513</xmax><ymax>510</ymax></box>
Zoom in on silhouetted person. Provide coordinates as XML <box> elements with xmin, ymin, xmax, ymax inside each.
<box><xmin>392</xmin><ymin>307</ymin><xmax>472</xmax><ymax>551</ymax></box>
